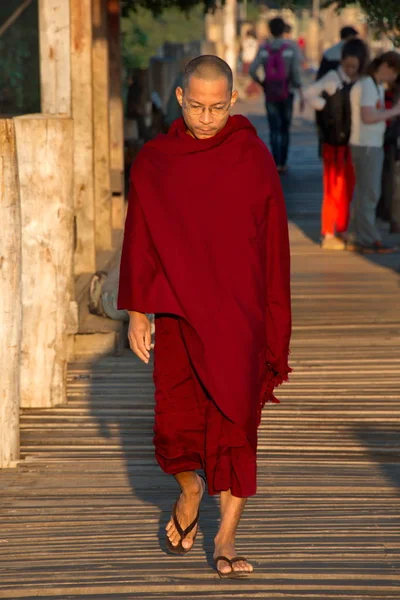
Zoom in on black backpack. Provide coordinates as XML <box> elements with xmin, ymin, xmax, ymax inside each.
<box><xmin>316</xmin><ymin>72</ymin><xmax>353</xmax><ymax>146</ymax></box>
<box><xmin>316</xmin><ymin>57</ymin><xmax>340</xmax><ymax>81</ymax></box>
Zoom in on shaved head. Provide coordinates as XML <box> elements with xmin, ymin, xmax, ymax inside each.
<box><xmin>183</xmin><ymin>55</ymin><xmax>233</xmax><ymax>95</ymax></box>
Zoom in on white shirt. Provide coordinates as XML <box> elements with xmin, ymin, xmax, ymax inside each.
<box><xmin>350</xmin><ymin>76</ymin><xmax>385</xmax><ymax>147</ymax></box>
<box><xmin>242</xmin><ymin>38</ymin><xmax>259</xmax><ymax>64</ymax></box>
<box><xmin>304</xmin><ymin>66</ymin><xmax>351</xmax><ymax>111</ymax></box>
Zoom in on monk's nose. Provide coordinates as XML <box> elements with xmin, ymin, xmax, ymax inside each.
<box><xmin>199</xmin><ymin>109</ymin><xmax>214</xmax><ymax>125</ymax></box>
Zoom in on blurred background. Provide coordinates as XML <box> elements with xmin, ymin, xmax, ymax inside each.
<box><xmin>1</xmin><ymin>0</ymin><xmax>397</xmax><ymax>117</ymax></box>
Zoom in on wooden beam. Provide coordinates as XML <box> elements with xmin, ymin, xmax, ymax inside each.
<box><xmin>38</xmin><ymin>0</ymin><xmax>71</xmax><ymax>114</ymax></box>
<box><xmin>0</xmin><ymin>120</ymin><xmax>21</xmax><ymax>468</ymax></box>
<box><xmin>14</xmin><ymin>115</ymin><xmax>74</xmax><ymax>409</ymax></box>
<box><xmin>70</xmin><ymin>0</ymin><xmax>96</xmax><ymax>274</ymax></box>
<box><xmin>92</xmin><ymin>0</ymin><xmax>113</xmax><ymax>256</ymax></box>
<box><xmin>107</xmin><ymin>0</ymin><xmax>124</xmax><ymax>198</ymax></box>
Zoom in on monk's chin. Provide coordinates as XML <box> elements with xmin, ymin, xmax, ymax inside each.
<box><xmin>193</xmin><ymin>129</ymin><xmax>217</xmax><ymax>139</ymax></box>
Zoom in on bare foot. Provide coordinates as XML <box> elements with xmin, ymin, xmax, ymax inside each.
<box><xmin>166</xmin><ymin>473</ymin><xmax>205</xmax><ymax>551</ymax></box>
<box><xmin>214</xmin><ymin>540</ymin><xmax>253</xmax><ymax>575</ymax></box>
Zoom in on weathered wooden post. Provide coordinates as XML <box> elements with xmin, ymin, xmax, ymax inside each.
<box><xmin>107</xmin><ymin>0</ymin><xmax>125</xmax><ymax>231</ymax></box>
<box><xmin>0</xmin><ymin>120</ymin><xmax>22</xmax><ymax>468</ymax></box>
<box><xmin>40</xmin><ymin>0</ymin><xmax>99</xmax><ymax>275</ymax></box>
<box><xmin>107</xmin><ymin>0</ymin><xmax>124</xmax><ymax>194</ymax></box>
<box><xmin>92</xmin><ymin>0</ymin><xmax>113</xmax><ymax>256</ymax></box>
<box><xmin>205</xmin><ymin>6</ymin><xmax>225</xmax><ymax>59</ymax></box>
<box><xmin>70</xmin><ymin>0</ymin><xmax>96</xmax><ymax>274</ymax></box>
<box><xmin>38</xmin><ymin>0</ymin><xmax>71</xmax><ymax>114</ymax></box>
<box><xmin>14</xmin><ymin>115</ymin><xmax>74</xmax><ymax>409</ymax></box>
<box><xmin>223</xmin><ymin>0</ymin><xmax>238</xmax><ymax>80</ymax></box>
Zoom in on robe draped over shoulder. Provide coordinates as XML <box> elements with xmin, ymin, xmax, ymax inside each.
<box><xmin>118</xmin><ymin>115</ymin><xmax>292</xmax><ymax>448</ymax></box>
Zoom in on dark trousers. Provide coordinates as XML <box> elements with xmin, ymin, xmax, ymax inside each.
<box><xmin>265</xmin><ymin>93</ymin><xmax>294</xmax><ymax>167</ymax></box>
<box><xmin>377</xmin><ymin>145</ymin><xmax>400</xmax><ymax>231</ymax></box>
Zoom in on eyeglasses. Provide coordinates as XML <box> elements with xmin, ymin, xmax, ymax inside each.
<box><xmin>183</xmin><ymin>100</ymin><xmax>231</xmax><ymax>116</ymax></box>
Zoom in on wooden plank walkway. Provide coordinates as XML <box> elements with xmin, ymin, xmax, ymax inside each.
<box><xmin>1</xmin><ymin>100</ymin><xmax>400</xmax><ymax>599</ymax></box>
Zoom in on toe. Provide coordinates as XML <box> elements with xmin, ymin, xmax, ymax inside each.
<box><xmin>182</xmin><ymin>537</ymin><xmax>193</xmax><ymax>550</ymax></box>
<box><xmin>167</xmin><ymin>527</ymin><xmax>179</xmax><ymax>546</ymax></box>
<box><xmin>171</xmin><ymin>531</ymin><xmax>180</xmax><ymax>546</ymax></box>
<box><xmin>217</xmin><ymin>559</ymin><xmax>232</xmax><ymax>574</ymax></box>
<box><xmin>182</xmin><ymin>524</ymin><xmax>197</xmax><ymax>549</ymax></box>
<box><xmin>232</xmin><ymin>560</ymin><xmax>253</xmax><ymax>573</ymax></box>
<box><xmin>166</xmin><ymin>520</ymin><xmax>173</xmax><ymax>532</ymax></box>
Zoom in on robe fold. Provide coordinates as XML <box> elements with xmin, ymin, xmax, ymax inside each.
<box><xmin>118</xmin><ymin>115</ymin><xmax>292</xmax><ymax>455</ymax></box>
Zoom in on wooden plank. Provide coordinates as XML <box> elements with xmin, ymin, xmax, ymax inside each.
<box><xmin>0</xmin><ymin>120</ymin><xmax>21</xmax><ymax>467</ymax></box>
<box><xmin>38</xmin><ymin>0</ymin><xmax>71</xmax><ymax>114</ymax></box>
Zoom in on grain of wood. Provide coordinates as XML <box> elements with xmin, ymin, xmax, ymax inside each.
<box><xmin>71</xmin><ymin>0</ymin><xmax>96</xmax><ymax>274</ymax></box>
<box><xmin>92</xmin><ymin>0</ymin><xmax>113</xmax><ymax>255</ymax></box>
<box><xmin>14</xmin><ymin>115</ymin><xmax>74</xmax><ymax>409</ymax></box>
<box><xmin>0</xmin><ymin>120</ymin><xmax>21</xmax><ymax>468</ymax></box>
<box><xmin>107</xmin><ymin>0</ymin><xmax>124</xmax><ymax>197</ymax></box>
<box><xmin>38</xmin><ymin>0</ymin><xmax>71</xmax><ymax>114</ymax></box>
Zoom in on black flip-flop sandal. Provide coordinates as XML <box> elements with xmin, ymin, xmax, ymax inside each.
<box><xmin>215</xmin><ymin>555</ymin><xmax>251</xmax><ymax>579</ymax></box>
<box><xmin>166</xmin><ymin>475</ymin><xmax>205</xmax><ymax>555</ymax></box>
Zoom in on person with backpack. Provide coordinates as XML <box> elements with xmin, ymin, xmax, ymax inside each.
<box><xmin>347</xmin><ymin>52</ymin><xmax>400</xmax><ymax>253</ymax></box>
<box><xmin>250</xmin><ymin>17</ymin><xmax>304</xmax><ymax>173</ymax></box>
<box><xmin>304</xmin><ymin>39</ymin><xmax>368</xmax><ymax>250</ymax></box>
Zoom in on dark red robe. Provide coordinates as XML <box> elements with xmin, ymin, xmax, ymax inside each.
<box><xmin>118</xmin><ymin>115</ymin><xmax>291</xmax><ymax>467</ymax></box>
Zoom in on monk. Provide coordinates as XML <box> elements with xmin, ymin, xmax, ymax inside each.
<box><xmin>118</xmin><ymin>55</ymin><xmax>291</xmax><ymax>578</ymax></box>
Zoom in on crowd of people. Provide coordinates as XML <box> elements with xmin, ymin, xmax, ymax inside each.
<box><xmin>247</xmin><ymin>18</ymin><xmax>400</xmax><ymax>254</ymax></box>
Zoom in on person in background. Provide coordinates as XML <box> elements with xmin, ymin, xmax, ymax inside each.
<box><xmin>250</xmin><ymin>17</ymin><xmax>304</xmax><ymax>173</ymax></box>
<box><xmin>283</xmin><ymin>23</ymin><xmax>292</xmax><ymax>41</ymax></box>
<box><xmin>283</xmin><ymin>23</ymin><xmax>306</xmax><ymax>67</ymax></box>
<box><xmin>126</xmin><ymin>68</ymin><xmax>150</xmax><ymax>140</ymax></box>
<box><xmin>377</xmin><ymin>77</ymin><xmax>400</xmax><ymax>233</ymax></box>
<box><xmin>348</xmin><ymin>52</ymin><xmax>400</xmax><ymax>253</ymax></box>
<box><xmin>304</xmin><ymin>39</ymin><xmax>368</xmax><ymax>250</ymax></box>
<box><xmin>317</xmin><ymin>26</ymin><xmax>359</xmax><ymax>80</ymax></box>
<box><xmin>241</xmin><ymin>30</ymin><xmax>259</xmax><ymax>75</ymax></box>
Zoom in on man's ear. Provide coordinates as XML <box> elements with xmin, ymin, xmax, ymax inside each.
<box><xmin>230</xmin><ymin>90</ymin><xmax>239</xmax><ymax>107</ymax></box>
<box><xmin>176</xmin><ymin>87</ymin><xmax>183</xmax><ymax>107</ymax></box>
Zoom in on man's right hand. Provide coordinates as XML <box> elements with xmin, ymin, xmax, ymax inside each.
<box><xmin>128</xmin><ymin>311</ymin><xmax>151</xmax><ymax>364</ymax></box>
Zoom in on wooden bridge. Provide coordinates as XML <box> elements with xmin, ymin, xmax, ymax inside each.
<box><xmin>1</xmin><ymin>102</ymin><xmax>400</xmax><ymax>599</ymax></box>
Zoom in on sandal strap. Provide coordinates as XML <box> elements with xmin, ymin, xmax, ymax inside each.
<box><xmin>172</xmin><ymin>502</ymin><xmax>199</xmax><ymax>540</ymax></box>
<box><xmin>214</xmin><ymin>555</ymin><xmax>232</xmax><ymax>566</ymax></box>
<box><xmin>171</xmin><ymin>475</ymin><xmax>204</xmax><ymax>540</ymax></box>
<box><xmin>230</xmin><ymin>556</ymin><xmax>248</xmax><ymax>564</ymax></box>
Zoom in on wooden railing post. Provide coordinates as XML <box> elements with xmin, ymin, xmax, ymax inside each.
<box><xmin>107</xmin><ymin>0</ymin><xmax>125</xmax><ymax>231</ymax></box>
<box><xmin>0</xmin><ymin>120</ymin><xmax>21</xmax><ymax>468</ymax></box>
<box><xmin>14</xmin><ymin>115</ymin><xmax>74</xmax><ymax>409</ymax></box>
<box><xmin>107</xmin><ymin>0</ymin><xmax>124</xmax><ymax>190</ymax></box>
<box><xmin>92</xmin><ymin>0</ymin><xmax>113</xmax><ymax>257</ymax></box>
<box><xmin>38</xmin><ymin>0</ymin><xmax>71</xmax><ymax>114</ymax></box>
<box><xmin>70</xmin><ymin>0</ymin><xmax>96</xmax><ymax>275</ymax></box>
